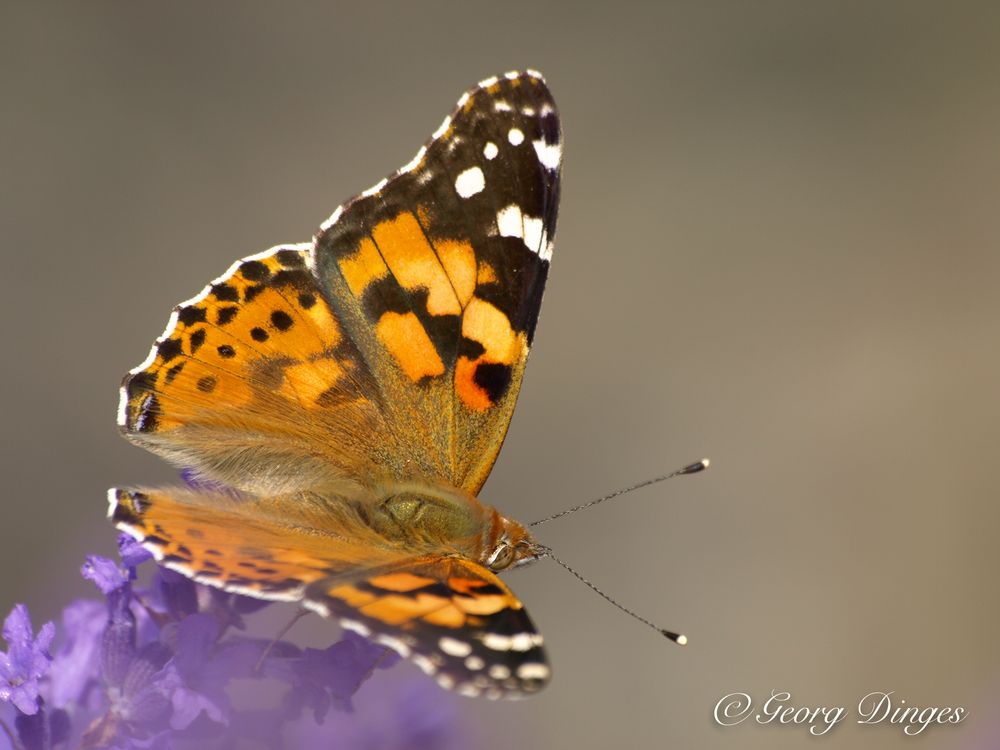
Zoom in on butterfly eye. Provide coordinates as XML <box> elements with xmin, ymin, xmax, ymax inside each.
<box><xmin>487</xmin><ymin>543</ymin><xmax>515</xmax><ymax>571</ymax></box>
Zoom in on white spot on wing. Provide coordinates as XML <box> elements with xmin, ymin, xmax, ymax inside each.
<box><xmin>497</xmin><ymin>204</ymin><xmax>551</xmax><ymax>258</ymax></box>
<box><xmin>522</xmin><ymin>216</ymin><xmax>544</xmax><ymax>254</ymax></box>
<box><xmin>339</xmin><ymin>619</ymin><xmax>372</xmax><ymax>638</ymax></box>
<box><xmin>454</xmin><ymin>166</ymin><xmax>485</xmax><ymax>198</ymax></box>
<box><xmin>509</xmin><ymin>632</ymin><xmax>539</xmax><ymax>652</ymax></box>
<box><xmin>480</xmin><ymin>631</ymin><xmax>541</xmax><ymax>653</ymax></box>
<box><xmin>412</xmin><ymin>654</ymin><xmax>437</xmax><ymax>675</ymax></box>
<box><xmin>507</xmin><ymin>128</ymin><xmax>524</xmax><ymax>146</ymax></box>
<box><xmin>116</xmin><ymin>386</ymin><xmax>129</xmax><ymax>426</ymax></box>
<box><xmin>532</xmin><ymin>139</ymin><xmax>562</xmax><ymax>170</ymax></box>
<box><xmin>483</xmin><ymin>142</ymin><xmax>498</xmax><ymax>160</ymax></box>
<box><xmin>303</xmin><ymin>600</ymin><xmax>330</xmax><ymax>617</ymax></box>
<box><xmin>478</xmin><ymin>75</ymin><xmax>499</xmax><ymax>89</ymax></box>
<box><xmin>482</xmin><ymin>633</ymin><xmax>512</xmax><ymax>652</ymax></box>
<box><xmin>516</xmin><ymin>662</ymin><xmax>550</xmax><ymax>681</ymax></box>
<box><xmin>497</xmin><ymin>204</ymin><xmax>523</xmax><ymax>239</ymax></box>
<box><xmin>439</xmin><ymin>636</ymin><xmax>472</xmax><ymax>658</ymax></box>
<box><xmin>105</xmin><ymin>488</ymin><xmax>119</xmax><ymax>519</ymax></box>
<box><xmin>494</xmin><ymin>100</ymin><xmax>512</xmax><ymax>112</ymax></box>
<box><xmin>464</xmin><ymin>655</ymin><xmax>485</xmax><ymax>671</ymax></box>
<box><xmin>374</xmin><ymin>634</ymin><xmax>412</xmax><ymax>658</ymax></box>
<box><xmin>488</xmin><ymin>664</ymin><xmax>511</xmax><ymax>680</ymax></box>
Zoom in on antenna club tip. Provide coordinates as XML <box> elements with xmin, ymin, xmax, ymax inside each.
<box><xmin>661</xmin><ymin>630</ymin><xmax>688</xmax><ymax>645</ymax></box>
<box><xmin>678</xmin><ymin>459</ymin><xmax>710</xmax><ymax>476</ymax></box>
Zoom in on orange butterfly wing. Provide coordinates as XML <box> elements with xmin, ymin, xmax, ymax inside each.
<box><xmin>111</xmin><ymin>487</ymin><xmax>549</xmax><ymax>697</ymax></box>
<box><xmin>119</xmin><ymin>72</ymin><xmax>561</xmax><ymax>496</ymax></box>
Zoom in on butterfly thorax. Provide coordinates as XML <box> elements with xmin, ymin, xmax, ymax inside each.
<box><xmin>367</xmin><ymin>484</ymin><xmax>482</xmax><ymax>544</ymax></box>
<box><xmin>368</xmin><ymin>481</ymin><xmax>538</xmax><ymax>571</ymax></box>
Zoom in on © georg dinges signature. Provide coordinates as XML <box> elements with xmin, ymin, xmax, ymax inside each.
<box><xmin>714</xmin><ymin>690</ymin><xmax>967</xmax><ymax>736</ymax></box>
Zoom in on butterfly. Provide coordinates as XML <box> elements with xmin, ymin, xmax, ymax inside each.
<box><xmin>110</xmin><ymin>71</ymin><xmax>562</xmax><ymax>699</ymax></box>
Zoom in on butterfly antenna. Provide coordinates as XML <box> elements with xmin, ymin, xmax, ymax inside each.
<box><xmin>528</xmin><ymin>458</ymin><xmax>709</xmax><ymax>528</ymax></box>
<box><xmin>536</xmin><ymin>544</ymin><xmax>687</xmax><ymax>645</ymax></box>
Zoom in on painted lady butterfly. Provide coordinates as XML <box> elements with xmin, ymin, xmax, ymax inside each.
<box><xmin>111</xmin><ymin>71</ymin><xmax>561</xmax><ymax>699</ymax></box>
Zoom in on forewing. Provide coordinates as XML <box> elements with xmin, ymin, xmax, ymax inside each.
<box><xmin>119</xmin><ymin>72</ymin><xmax>562</xmax><ymax>496</ymax></box>
<box><xmin>313</xmin><ymin>71</ymin><xmax>562</xmax><ymax>493</ymax></box>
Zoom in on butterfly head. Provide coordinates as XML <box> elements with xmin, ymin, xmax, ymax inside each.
<box><xmin>485</xmin><ymin>514</ymin><xmax>544</xmax><ymax>572</ymax></box>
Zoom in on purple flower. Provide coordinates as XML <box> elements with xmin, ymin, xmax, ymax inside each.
<box><xmin>0</xmin><ymin>605</ymin><xmax>55</xmax><ymax>716</ymax></box>
<box><xmin>11</xmin><ymin>704</ymin><xmax>70</xmax><ymax>750</ymax></box>
<box><xmin>284</xmin><ymin>674</ymin><xmax>467</xmax><ymax>750</ymax></box>
<box><xmin>300</xmin><ymin>631</ymin><xmax>400</xmax><ymax>709</ymax></box>
<box><xmin>160</xmin><ymin>613</ymin><xmax>253</xmax><ymax>730</ymax></box>
<box><xmin>117</xmin><ymin>533</ymin><xmax>152</xmax><ymax>571</ymax></box>
<box><xmin>81</xmin><ymin>556</ymin><xmax>128</xmax><ymax>595</ymax></box>
<box><xmin>47</xmin><ymin>599</ymin><xmax>105</xmax><ymax>709</ymax></box>
<box><xmin>148</xmin><ymin>568</ymin><xmax>198</xmax><ymax>622</ymax></box>
<box><xmin>82</xmin><ymin>577</ymin><xmax>173</xmax><ymax>748</ymax></box>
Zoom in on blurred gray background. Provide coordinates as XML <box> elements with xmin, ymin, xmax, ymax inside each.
<box><xmin>3</xmin><ymin>2</ymin><xmax>999</xmax><ymax>748</ymax></box>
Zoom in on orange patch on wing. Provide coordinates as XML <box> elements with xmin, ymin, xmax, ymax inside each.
<box><xmin>477</xmin><ymin>260</ymin><xmax>498</xmax><ymax>285</ymax></box>
<box><xmin>328</xmin><ymin>585</ymin><xmax>378</xmax><ymax>608</ymax></box>
<box><xmin>373</xmin><ymin>212</ymin><xmax>464</xmax><ymax>317</ymax></box>
<box><xmin>455</xmin><ymin>298</ymin><xmax>525</xmax><ymax>410</ymax></box>
<box><xmin>422</xmin><ymin>605</ymin><xmax>466</xmax><ymax>628</ymax></box>
<box><xmin>435</xmin><ymin>239</ymin><xmax>476</xmax><ymax>308</ymax></box>
<box><xmin>339</xmin><ymin>236</ymin><xmax>389</xmax><ymax>298</ymax></box>
<box><xmin>360</xmin><ymin>592</ymin><xmax>450</xmax><ymax>626</ymax></box>
<box><xmin>448</xmin><ymin>577</ymin><xmax>490</xmax><ymax>596</ymax></box>
<box><xmin>280</xmin><ymin>360</ymin><xmax>342</xmax><ymax>405</ymax></box>
<box><xmin>462</xmin><ymin>298</ymin><xmax>519</xmax><ymax>363</ymax></box>
<box><xmin>369</xmin><ymin>572</ymin><xmax>437</xmax><ymax>592</ymax></box>
<box><xmin>376</xmin><ymin>312</ymin><xmax>445</xmax><ymax>381</ymax></box>
<box><xmin>454</xmin><ymin>594</ymin><xmax>509</xmax><ymax>616</ymax></box>
<box><xmin>455</xmin><ymin>357</ymin><xmax>491</xmax><ymax>411</ymax></box>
